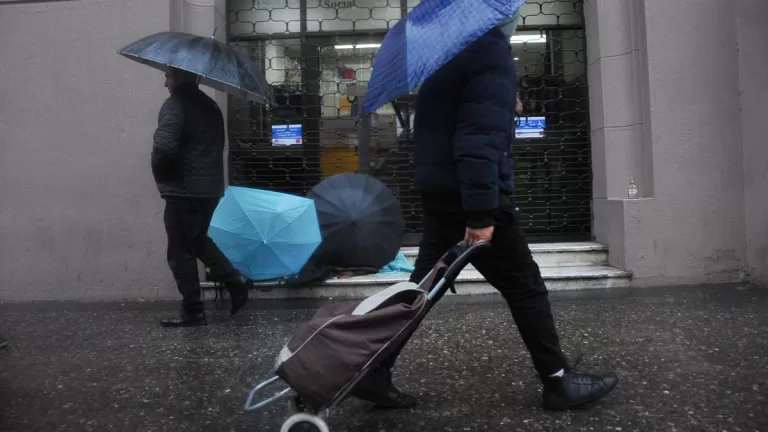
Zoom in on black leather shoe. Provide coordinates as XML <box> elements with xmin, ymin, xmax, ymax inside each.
<box><xmin>352</xmin><ymin>368</ymin><xmax>417</xmax><ymax>409</ymax></box>
<box><xmin>226</xmin><ymin>276</ymin><xmax>251</xmax><ymax>315</ymax></box>
<box><xmin>160</xmin><ymin>311</ymin><xmax>208</xmax><ymax>328</ymax></box>
<box><xmin>542</xmin><ymin>369</ymin><xmax>618</xmax><ymax>410</ymax></box>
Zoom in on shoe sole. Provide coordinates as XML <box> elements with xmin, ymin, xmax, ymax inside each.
<box><xmin>543</xmin><ymin>379</ymin><xmax>619</xmax><ymax>411</ymax></box>
<box><xmin>352</xmin><ymin>392</ymin><xmax>417</xmax><ymax>410</ymax></box>
<box><xmin>366</xmin><ymin>398</ymin><xmax>418</xmax><ymax>410</ymax></box>
<box><xmin>372</xmin><ymin>401</ymin><xmax>418</xmax><ymax>410</ymax></box>
<box><xmin>160</xmin><ymin>321</ymin><xmax>208</xmax><ymax>328</ymax></box>
<box><xmin>0</xmin><ymin>341</ymin><xmax>8</xmax><ymax>348</ymax></box>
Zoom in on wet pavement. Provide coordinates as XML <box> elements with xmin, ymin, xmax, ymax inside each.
<box><xmin>1</xmin><ymin>284</ymin><xmax>767</xmax><ymax>432</ymax></box>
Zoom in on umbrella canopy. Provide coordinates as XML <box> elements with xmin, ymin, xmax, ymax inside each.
<box><xmin>361</xmin><ymin>0</ymin><xmax>526</xmax><ymax>116</ymax></box>
<box><xmin>118</xmin><ymin>31</ymin><xmax>273</xmax><ymax>104</ymax></box>
<box><xmin>208</xmin><ymin>186</ymin><xmax>321</xmax><ymax>281</ymax></box>
<box><xmin>309</xmin><ymin>173</ymin><xmax>405</xmax><ymax>269</ymax></box>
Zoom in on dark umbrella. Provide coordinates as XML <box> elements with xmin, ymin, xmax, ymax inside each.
<box><xmin>117</xmin><ymin>31</ymin><xmax>273</xmax><ymax>104</ymax></box>
<box><xmin>309</xmin><ymin>173</ymin><xmax>405</xmax><ymax>269</ymax></box>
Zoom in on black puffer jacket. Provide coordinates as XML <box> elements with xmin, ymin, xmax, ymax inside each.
<box><xmin>151</xmin><ymin>83</ymin><xmax>225</xmax><ymax>198</ymax></box>
<box><xmin>413</xmin><ymin>27</ymin><xmax>517</xmax><ymax>228</ymax></box>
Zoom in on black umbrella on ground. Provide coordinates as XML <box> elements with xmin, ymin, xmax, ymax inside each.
<box><xmin>308</xmin><ymin>173</ymin><xmax>405</xmax><ymax>269</ymax></box>
<box><xmin>117</xmin><ymin>31</ymin><xmax>273</xmax><ymax>104</ymax></box>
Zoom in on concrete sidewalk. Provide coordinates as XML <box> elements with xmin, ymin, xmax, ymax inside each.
<box><xmin>1</xmin><ymin>285</ymin><xmax>767</xmax><ymax>431</ymax></box>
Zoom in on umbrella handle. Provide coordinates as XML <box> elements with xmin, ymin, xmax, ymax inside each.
<box><xmin>391</xmin><ymin>101</ymin><xmax>407</xmax><ymax>131</ymax></box>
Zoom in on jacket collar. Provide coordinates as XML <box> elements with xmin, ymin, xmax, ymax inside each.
<box><xmin>172</xmin><ymin>82</ymin><xmax>199</xmax><ymax>95</ymax></box>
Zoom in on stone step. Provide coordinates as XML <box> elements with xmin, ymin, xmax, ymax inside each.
<box><xmin>402</xmin><ymin>242</ymin><xmax>609</xmax><ymax>269</ymax></box>
<box><xmin>207</xmin><ymin>265</ymin><xmax>631</xmax><ymax>300</ymax></box>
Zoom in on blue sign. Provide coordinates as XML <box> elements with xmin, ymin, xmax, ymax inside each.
<box><xmin>515</xmin><ymin>116</ymin><xmax>546</xmax><ymax>138</ymax></box>
<box><xmin>272</xmin><ymin>124</ymin><xmax>303</xmax><ymax>146</ymax></box>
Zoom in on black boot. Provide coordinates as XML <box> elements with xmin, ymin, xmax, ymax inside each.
<box><xmin>352</xmin><ymin>368</ymin><xmax>418</xmax><ymax>409</ymax></box>
<box><xmin>542</xmin><ymin>368</ymin><xmax>618</xmax><ymax>410</ymax></box>
<box><xmin>160</xmin><ymin>310</ymin><xmax>208</xmax><ymax>328</ymax></box>
<box><xmin>225</xmin><ymin>274</ymin><xmax>251</xmax><ymax>315</ymax></box>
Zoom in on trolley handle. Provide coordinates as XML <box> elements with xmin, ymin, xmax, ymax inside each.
<box><xmin>244</xmin><ymin>376</ymin><xmax>294</xmax><ymax>411</ymax></box>
<box><xmin>426</xmin><ymin>241</ymin><xmax>490</xmax><ymax>302</ymax></box>
<box><xmin>441</xmin><ymin>241</ymin><xmax>491</xmax><ymax>283</ymax></box>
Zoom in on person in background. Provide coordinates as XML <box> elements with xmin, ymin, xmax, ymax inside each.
<box><xmin>152</xmin><ymin>67</ymin><xmax>251</xmax><ymax>328</ymax></box>
<box><xmin>351</xmin><ymin>23</ymin><xmax>618</xmax><ymax>411</ymax></box>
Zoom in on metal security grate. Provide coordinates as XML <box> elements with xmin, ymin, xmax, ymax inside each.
<box><xmin>226</xmin><ymin>0</ymin><xmax>591</xmax><ymax>245</ymax></box>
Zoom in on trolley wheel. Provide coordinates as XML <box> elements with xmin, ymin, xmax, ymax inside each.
<box><xmin>280</xmin><ymin>413</ymin><xmax>329</xmax><ymax>432</ymax></box>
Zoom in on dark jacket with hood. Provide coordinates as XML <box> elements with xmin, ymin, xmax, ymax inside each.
<box><xmin>413</xmin><ymin>27</ymin><xmax>517</xmax><ymax>228</ymax></box>
<box><xmin>151</xmin><ymin>83</ymin><xmax>226</xmax><ymax>199</ymax></box>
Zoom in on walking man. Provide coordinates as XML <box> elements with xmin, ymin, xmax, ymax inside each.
<box><xmin>152</xmin><ymin>67</ymin><xmax>250</xmax><ymax>327</ymax></box>
<box><xmin>352</xmin><ymin>26</ymin><xmax>618</xmax><ymax>410</ymax></box>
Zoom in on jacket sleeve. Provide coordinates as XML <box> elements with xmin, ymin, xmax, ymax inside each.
<box><xmin>151</xmin><ymin>97</ymin><xmax>184</xmax><ymax>182</ymax></box>
<box><xmin>452</xmin><ymin>38</ymin><xmax>517</xmax><ymax>229</ymax></box>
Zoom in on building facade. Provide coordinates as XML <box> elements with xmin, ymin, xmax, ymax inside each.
<box><xmin>0</xmin><ymin>0</ymin><xmax>765</xmax><ymax>301</ymax></box>
<box><xmin>226</xmin><ymin>0</ymin><xmax>592</xmax><ymax>246</ymax></box>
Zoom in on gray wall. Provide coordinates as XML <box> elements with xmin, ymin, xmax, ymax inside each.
<box><xmin>587</xmin><ymin>0</ymin><xmax>765</xmax><ymax>287</ymax></box>
<box><xmin>0</xmin><ymin>0</ymin><xmax>175</xmax><ymax>301</ymax></box>
<box><xmin>736</xmin><ymin>0</ymin><xmax>768</xmax><ymax>286</ymax></box>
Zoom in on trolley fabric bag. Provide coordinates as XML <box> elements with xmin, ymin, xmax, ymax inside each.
<box><xmin>274</xmin><ymin>282</ymin><xmax>428</xmax><ymax>409</ymax></box>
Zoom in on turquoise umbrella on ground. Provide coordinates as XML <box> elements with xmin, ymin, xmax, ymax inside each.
<box><xmin>208</xmin><ymin>186</ymin><xmax>322</xmax><ymax>281</ymax></box>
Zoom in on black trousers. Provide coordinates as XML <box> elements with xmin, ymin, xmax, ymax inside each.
<box><xmin>163</xmin><ymin>197</ymin><xmax>239</xmax><ymax>313</ymax></box>
<box><xmin>381</xmin><ymin>206</ymin><xmax>569</xmax><ymax>377</ymax></box>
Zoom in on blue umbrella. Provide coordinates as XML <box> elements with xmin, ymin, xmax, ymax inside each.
<box><xmin>361</xmin><ymin>0</ymin><xmax>526</xmax><ymax>116</ymax></box>
<box><xmin>208</xmin><ymin>186</ymin><xmax>322</xmax><ymax>281</ymax></box>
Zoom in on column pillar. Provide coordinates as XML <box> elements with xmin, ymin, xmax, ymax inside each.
<box><xmin>584</xmin><ymin>0</ymin><xmax>653</xmax><ymax>270</ymax></box>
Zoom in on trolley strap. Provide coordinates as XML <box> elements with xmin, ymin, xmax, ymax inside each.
<box><xmin>351</xmin><ymin>281</ymin><xmax>423</xmax><ymax>315</ymax></box>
